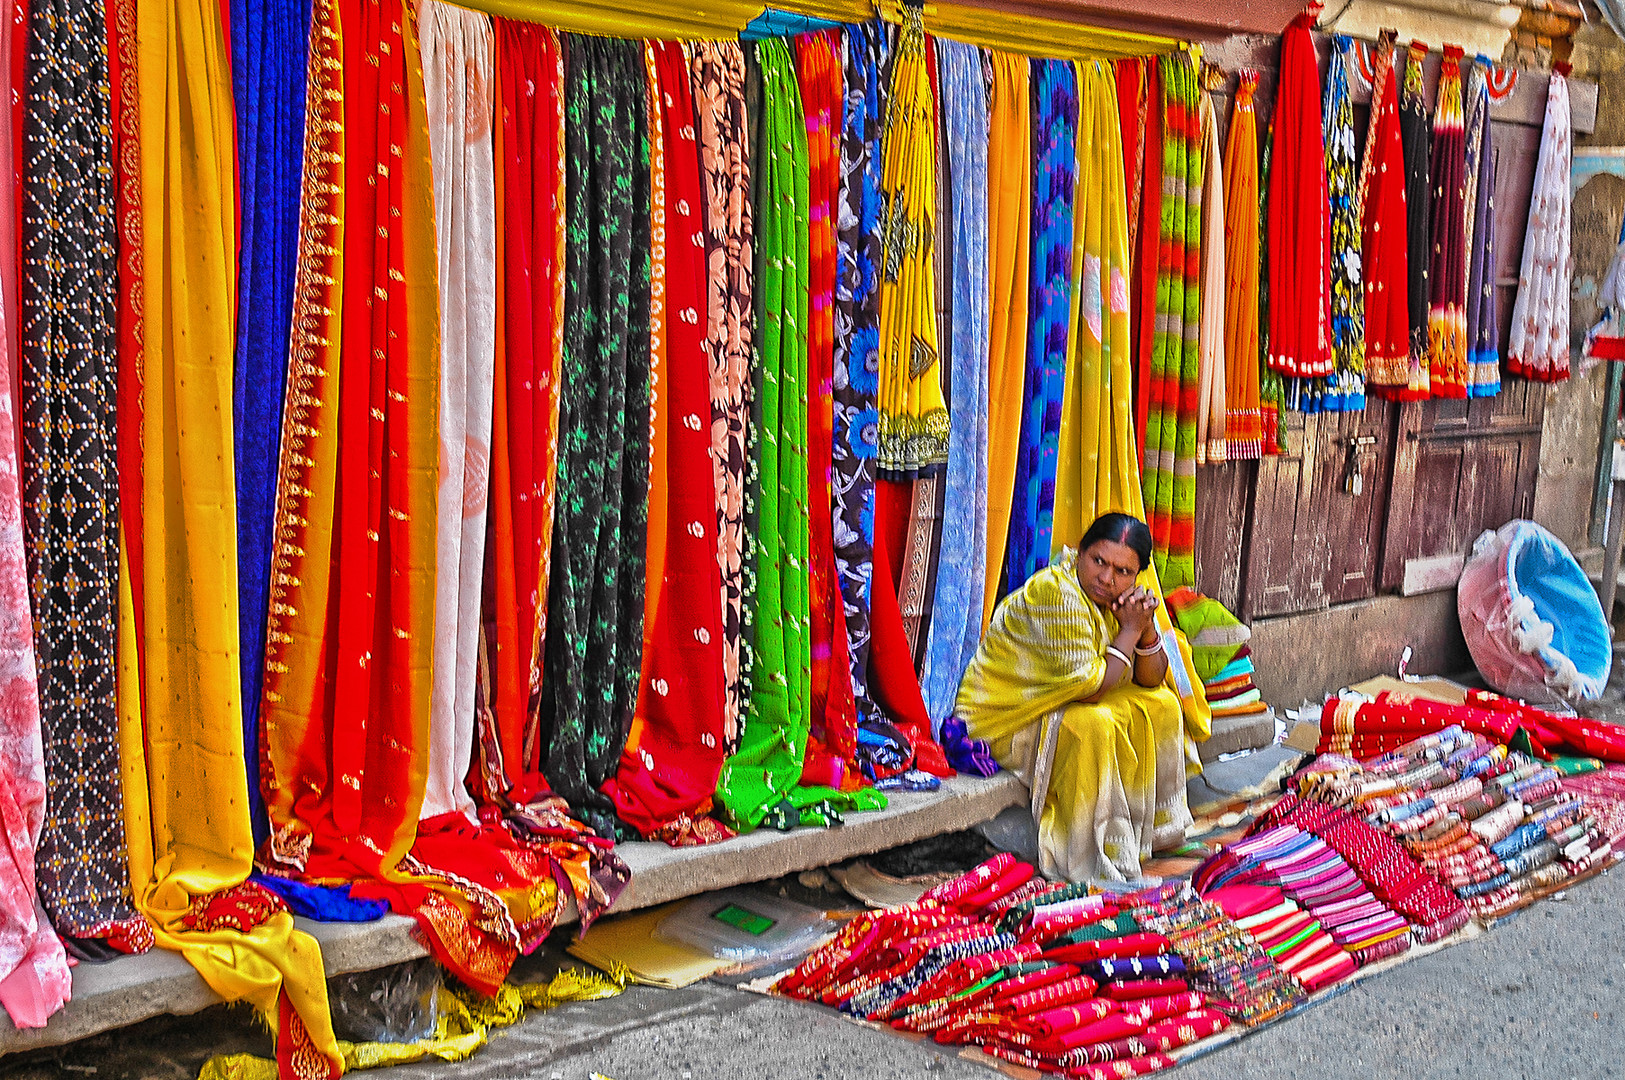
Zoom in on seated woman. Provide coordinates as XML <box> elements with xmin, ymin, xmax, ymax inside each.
<box><xmin>953</xmin><ymin>512</ymin><xmax>1193</xmax><ymax>883</ymax></box>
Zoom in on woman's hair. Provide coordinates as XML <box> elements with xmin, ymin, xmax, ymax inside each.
<box><xmin>1080</xmin><ymin>512</ymin><xmax>1153</xmax><ymax>572</ymax></box>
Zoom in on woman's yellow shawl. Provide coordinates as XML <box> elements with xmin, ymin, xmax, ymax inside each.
<box><xmin>955</xmin><ymin>547</ymin><xmax>1210</xmax><ymax>744</ymax></box>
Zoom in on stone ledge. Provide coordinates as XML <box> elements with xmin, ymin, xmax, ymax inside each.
<box><xmin>0</xmin><ymin>772</ymin><xmax>1025</xmax><ymax>1057</ymax></box>
<box><xmin>1197</xmin><ymin>710</ymin><xmax>1278</xmax><ymax>763</ymax></box>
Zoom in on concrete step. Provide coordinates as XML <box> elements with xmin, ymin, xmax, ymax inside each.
<box><xmin>0</xmin><ymin>772</ymin><xmax>1024</xmax><ymax>1057</ymax></box>
<box><xmin>1198</xmin><ymin>709</ymin><xmax>1278</xmax><ymax>763</ymax></box>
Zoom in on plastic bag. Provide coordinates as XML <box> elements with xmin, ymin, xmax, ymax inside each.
<box><xmin>327</xmin><ymin>957</ymin><xmax>442</xmax><ymax>1044</ymax></box>
<box><xmin>655</xmin><ymin>888</ymin><xmax>833</xmax><ymax>963</ymax></box>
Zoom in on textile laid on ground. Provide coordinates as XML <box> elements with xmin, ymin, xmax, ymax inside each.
<box><xmin>691</xmin><ymin>39</ymin><xmax>755</xmax><ymax>753</ymax></box>
<box><xmin>1221</xmin><ymin>70</ymin><xmax>1263</xmax><ymax>460</ymax></box>
<box><xmin>19</xmin><ymin>0</ymin><xmax>148</xmax><ymax>952</ymax></box>
<box><xmin>539</xmin><ymin>35</ymin><xmax>651</xmax><ymax>834</ymax></box>
<box><xmin>1358</xmin><ymin>32</ymin><xmax>1412</xmax><ymax>397</ymax></box>
<box><xmin>981</xmin><ymin>51</ymin><xmax>1030</xmax><ymax>623</ymax></box>
<box><xmin>1426</xmin><ymin>46</ymin><xmax>1468</xmax><ymax>400</ymax></box>
<box><xmin>1193</xmin><ymin>86</ymin><xmax>1227</xmax><ymax>465</ymax></box>
<box><xmin>956</xmin><ymin>548</ymin><xmax>1192</xmax><ymax>883</ymax></box>
<box><xmin>1462</xmin><ymin>56</ymin><xmax>1501</xmax><ymax>397</ymax></box>
<box><xmin>229</xmin><ymin>0</ymin><xmax>310</xmax><ymax>843</ymax></box>
<box><xmin>1397</xmin><ymin>40</ymin><xmax>1433</xmax><ymax>398</ymax></box>
<box><xmin>1140</xmin><ymin>52</ymin><xmax>1201</xmax><ymax>589</ymax></box>
<box><xmin>422</xmin><ymin>0</ymin><xmax>497</xmax><ymax>824</ymax></box>
<box><xmin>1506</xmin><ymin>69</ymin><xmax>1572</xmax><ymax>382</ymax></box>
<box><xmin>918</xmin><ymin>38</ymin><xmax>990</xmax><ymax>728</ymax></box>
<box><xmin>1006</xmin><ymin>58</ymin><xmax>1075</xmax><ymax>595</ymax></box>
<box><xmin>602</xmin><ymin>39</ymin><xmax>730</xmax><ymax>845</ymax></box>
<box><xmin>876</xmin><ymin>9</ymin><xmax>949</xmax><ymax>480</ymax></box>
<box><xmin>1265</xmin><ymin>13</ymin><xmax>1330</xmax><ymax>380</ymax></box>
<box><xmin>125</xmin><ymin>0</ymin><xmax>342</xmax><ymax>1065</ymax></box>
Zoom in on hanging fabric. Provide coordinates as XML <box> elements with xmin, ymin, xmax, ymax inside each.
<box><xmin>1463</xmin><ymin>55</ymin><xmax>1501</xmax><ymax>396</ymax></box>
<box><xmin>830</xmin><ymin>23</ymin><xmax>885</xmax><ymax>746</ymax></box>
<box><xmin>1358</xmin><ymin>31</ymin><xmax>1412</xmax><ymax>398</ymax></box>
<box><xmin>1194</xmin><ymin>81</ymin><xmax>1228</xmax><ymax>465</ymax></box>
<box><xmin>124</xmin><ymin>0</ymin><xmax>341</xmax><ymax>1062</ymax></box>
<box><xmin>876</xmin><ymin>8</ymin><xmax>948</xmax><ymax>480</ymax></box>
<box><xmin>229</xmin><ymin>0</ymin><xmax>310</xmax><ymax>844</ymax></box>
<box><xmin>918</xmin><ymin>37</ymin><xmax>989</xmax><ymax>728</ymax></box>
<box><xmin>20</xmin><ymin>0</ymin><xmax>149</xmax><ymax>952</ymax></box>
<box><xmin>1397</xmin><ymin>40</ymin><xmax>1433</xmax><ymax>398</ymax></box>
<box><xmin>539</xmin><ymin>34</ymin><xmax>651</xmax><ymax>834</ymax></box>
<box><xmin>1006</xmin><ymin>57</ymin><xmax>1075</xmax><ymax>594</ymax></box>
<box><xmin>1506</xmin><ymin>68</ymin><xmax>1572</xmax><ymax>382</ymax></box>
<box><xmin>1222</xmin><ymin>70</ymin><xmax>1264</xmax><ymax>460</ymax></box>
<box><xmin>1052</xmin><ymin>59</ymin><xmax>1137</xmax><ymax>545</ymax></box>
<box><xmin>1266</xmin><ymin>12</ymin><xmax>1331</xmax><ymax>381</ymax></box>
<box><xmin>1427</xmin><ymin>46</ymin><xmax>1469</xmax><ymax>400</ymax></box>
<box><xmin>981</xmin><ymin>50</ymin><xmax>1030</xmax><ymax>626</ymax></box>
<box><xmin>1140</xmin><ymin>50</ymin><xmax>1202</xmax><ymax>589</ymax></box>
<box><xmin>1258</xmin><ymin>123</ymin><xmax>1287</xmax><ymax>452</ymax></box>
<box><xmin>604</xmin><ymin>40</ymin><xmax>731</xmax><ymax>844</ymax></box>
<box><xmin>797</xmin><ymin>28</ymin><xmax>861</xmax><ymax>792</ymax></box>
<box><xmin>690</xmin><ymin>40</ymin><xmax>754</xmax><ymax>754</ymax></box>
<box><xmin>1126</xmin><ymin>57</ymin><xmax>1162</xmax><ymax>465</ymax></box>
<box><xmin>716</xmin><ymin>37</ymin><xmax>887</xmax><ymax>830</ymax></box>
<box><xmin>422</xmin><ymin>0</ymin><xmax>497</xmax><ymax>824</ymax></box>
<box><xmin>1322</xmin><ymin>35</ymin><xmax>1366</xmax><ymax>411</ymax></box>
<box><xmin>0</xmin><ymin>241</ymin><xmax>69</xmax><ymax>1026</ymax></box>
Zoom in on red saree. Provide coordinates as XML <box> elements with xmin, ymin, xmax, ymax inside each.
<box><xmin>1357</xmin><ymin>32</ymin><xmax>1411</xmax><ymax>396</ymax></box>
<box><xmin>1266</xmin><ymin>13</ymin><xmax>1332</xmax><ymax>379</ymax></box>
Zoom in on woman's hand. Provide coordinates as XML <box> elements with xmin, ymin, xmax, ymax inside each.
<box><xmin>1111</xmin><ymin>585</ymin><xmax>1158</xmax><ymax>639</ymax></box>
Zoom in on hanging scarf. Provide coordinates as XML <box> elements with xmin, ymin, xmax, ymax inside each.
<box><xmin>1126</xmin><ymin>57</ymin><xmax>1162</xmax><ymax>465</ymax></box>
<box><xmin>1266</xmin><ymin>12</ymin><xmax>1331</xmax><ymax>380</ymax></box>
<box><xmin>1222</xmin><ymin>71</ymin><xmax>1263</xmax><ymax>460</ymax></box>
<box><xmin>876</xmin><ymin>9</ymin><xmax>948</xmax><ymax>479</ymax></box>
<box><xmin>1322</xmin><ymin>36</ymin><xmax>1366</xmax><ymax>411</ymax></box>
<box><xmin>982</xmin><ymin>50</ymin><xmax>1030</xmax><ymax>625</ymax></box>
<box><xmin>603</xmin><ymin>39</ymin><xmax>731</xmax><ymax>845</ymax></box>
<box><xmin>0</xmin><ymin>262</ymin><xmax>69</xmax><ymax>1027</ymax></box>
<box><xmin>421</xmin><ymin>0</ymin><xmax>496</xmax><ymax>824</ymax></box>
<box><xmin>717</xmin><ymin>37</ymin><xmax>886</xmax><ymax>831</ymax></box>
<box><xmin>797</xmin><ymin>28</ymin><xmax>860</xmax><ymax>792</ymax></box>
<box><xmin>1427</xmin><ymin>46</ymin><xmax>1469</xmax><ymax>400</ymax></box>
<box><xmin>229</xmin><ymin>0</ymin><xmax>309</xmax><ymax>845</ymax></box>
<box><xmin>1463</xmin><ymin>56</ymin><xmax>1501</xmax><ymax>396</ymax></box>
<box><xmin>690</xmin><ymin>40</ymin><xmax>754</xmax><ymax>754</ymax></box>
<box><xmin>1140</xmin><ymin>51</ymin><xmax>1201</xmax><ymax>589</ymax></box>
<box><xmin>19</xmin><ymin>0</ymin><xmax>148</xmax><ymax>952</ymax></box>
<box><xmin>1006</xmin><ymin>57</ymin><xmax>1074</xmax><ymax>594</ymax></box>
<box><xmin>1358</xmin><ymin>32</ymin><xmax>1412</xmax><ymax>397</ymax></box>
<box><xmin>1507</xmin><ymin>69</ymin><xmax>1572</xmax><ymax>382</ymax></box>
<box><xmin>539</xmin><ymin>35</ymin><xmax>651</xmax><ymax>834</ymax></box>
<box><xmin>1398</xmin><ymin>40</ymin><xmax>1433</xmax><ymax>398</ymax></box>
<box><xmin>1258</xmin><ymin>123</ymin><xmax>1286</xmax><ymax>452</ymax></box>
<box><xmin>126</xmin><ymin>0</ymin><xmax>342</xmax><ymax>1064</ymax></box>
<box><xmin>918</xmin><ymin>38</ymin><xmax>989</xmax><ymax>727</ymax></box>
<box><xmin>1194</xmin><ymin>85</ymin><xmax>1227</xmax><ymax>465</ymax></box>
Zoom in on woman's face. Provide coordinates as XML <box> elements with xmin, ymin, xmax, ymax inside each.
<box><xmin>1078</xmin><ymin>539</ymin><xmax>1143</xmax><ymax>607</ymax></box>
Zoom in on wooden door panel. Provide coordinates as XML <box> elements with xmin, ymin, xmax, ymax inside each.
<box><xmin>1193</xmin><ymin>459</ymin><xmax>1254</xmax><ymax>614</ymax></box>
<box><xmin>1322</xmin><ymin>401</ymin><xmax>1396</xmax><ymax>604</ymax></box>
<box><xmin>1245</xmin><ymin>413</ymin><xmax>1320</xmax><ymax>618</ymax></box>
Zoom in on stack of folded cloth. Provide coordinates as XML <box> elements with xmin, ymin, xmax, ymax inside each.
<box><xmin>1193</xmin><ymin>821</ymin><xmax>1410</xmax><ymax>988</ymax></box>
<box><xmin>1316</xmin><ymin>694</ymin><xmax>1519</xmax><ymax>761</ymax></box>
<box><xmin>1165</xmin><ymin>589</ymin><xmax>1269</xmax><ymax>722</ymax></box>
<box><xmin>1203</xmin><ymin>883</ymin><xmax>1355</xmax><ymax>992</ymax></box>
<box><xmin>774</xmin><ymin>856</ymin><xmax>1262</xmax><ymax>1079</ymax></box>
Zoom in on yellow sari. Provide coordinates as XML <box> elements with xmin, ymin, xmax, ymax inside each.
<box><xmin>955</xmin><ymin>547</ymin><xmax>1192</xmax><ymax>884</ymax></box>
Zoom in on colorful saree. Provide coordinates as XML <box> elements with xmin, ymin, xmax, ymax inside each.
<box><xmin>1358</xmin><ymin>33</ymin><xmax>1412</xmax><ymax>397</ymax></box>
<box><xmin>692</xmin><ymin>40</ymin><xmax>755</xmax><ymax>753</ymax></box>
<box><xmin>1140</xmin><ymin>51</ymin><xmax>1201</xmax><ymax>589</ymax></box>
<box><xmin>603</xmin><ymin>39</ymin><xmax>730</xmax><ymax>844</ymax></box>
<box><xmin>1266</xmin><ymin>12</ymin><xmax>1331</xmax><ymax>380</ymax></box>
<box><xmin>1398</xmin><ymin>41</ymin><xmax>1433</xmax><ymax>398</ymax></box>
<box><xmin>1321</xmin><ymin>36</ymin><xmax>1365</xmax><ymax>411</ymax></box>
<box><xmin>955</xmin><ymin>549</ymin><xmax>1193</xmax><ymax>884</ymax></box>
<box><xmin>1507</xmin><ymin>69</ymin><xmax>1572</xmax><ymax>382</ymax></box>
<box><xmin>19</xmin><ymin>0</ymin><xmax>147</xmax><ymax>950</ymax></box>
<box><xmin>1463</xmin><ymin>56</ymin><xmax>1500</xmax><ymax>397</ymax></box>
<box><xmin>1007</xmin><ymin>57</ymin><xmax>1074</xmax><ymax>594</ymax></box>
<box><xmin>1427</xmin><ymin>46</ymin><xmax>1468</xmax><ymax>400</ymax></box>
<box><xmin>982</xmin><ymin>50</ymin><xmax>1030</xmax><ymax>624</ymax></box>
<box><xmin>422</xmin><ymin>0</ymin><xmax>496</xmax><ymax>824</ymax></box>
<box><xmin>1194</xmin><ymin>86</ymin><xmax>1226</xmax><ymax>465</ymax></box>
<box><xmin>876</xmin><ymin>9</ymin><xmax>949</xmax><ymax>480</ymax></box>
<box><xmin>1221</xmin><ymin>71</ymin><xmax>1263</xmax><ymax>460</ymax></box>
<box><xmin>539</xmin><ymin>35</ymin><xmax>651</xmax><ymax>833</ymax></box>
<box><xmin>918</xmin><ymin>38</ymin><xmax>989</xmax><ymax>727</ymax></box>
<box><xmin>229</xmin><ymin>0</ymin><xmax>309</xmax><ymax>843</ymax></box>
<box><xmin>127</xmin><ymin>0</ymin><xmax>340</xmax><ymax>1064</ymax></box>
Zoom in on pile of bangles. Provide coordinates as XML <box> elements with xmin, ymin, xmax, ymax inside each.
<box><xmin>772</xmin><ymin>856</ymin><xmax>1313</xmax><ymax>1078</ymax></box>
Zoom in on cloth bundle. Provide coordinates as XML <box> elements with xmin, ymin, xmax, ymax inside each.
<box><xmin>1165</xmin><ymin>589</ymin><xmax>1269</xmax><ymax>722</ymax></box>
